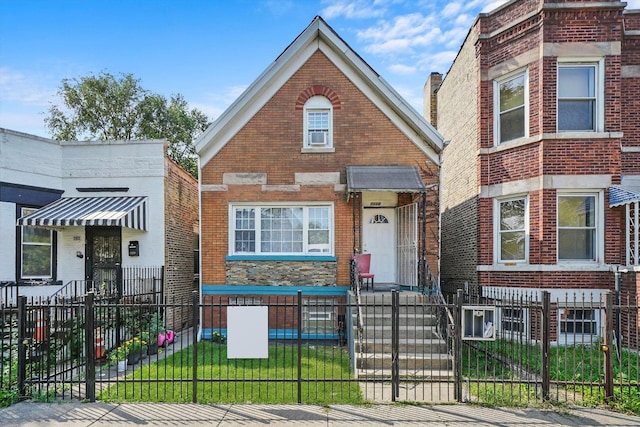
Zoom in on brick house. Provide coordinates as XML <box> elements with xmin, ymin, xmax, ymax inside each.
<box><xmin>195</xmin><ymin>17</ymin><xmax>444</xmax><ymax>341</ymax></box>
<box><xmin>428</xmin><ymin>0</ymin><xmax>640</xmax><ymax>345</ymax></box>
<box><xmin>1</xmin><ymin>128</ymin><xmax>198</xmax><ymax>328</ymax></box>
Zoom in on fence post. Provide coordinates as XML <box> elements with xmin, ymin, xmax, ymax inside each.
<box><xmin>454</xmin><ymin>289</ymin><xmax>463</xmax><ymax>402</ymax></box>
<box><xmin>85</xmin><ymin>292</ymin><xmax>96</xmax><ymax>402</ymax></box>
<box><xmin>16</xmin><ymin>295</ymin><xmax>27</xmax><ymax>399</ymax></box>
<box><xmin>192</xmin><ymin>291</ymin><xmax>199</xmax><ymax>403</ymax></box>
<box><xmin>297</xmin><ymin>290</ymin><xmax>302</xmax><ymax>404</ymax></box>
<box><xmin>541</xmin><ymin>291</ymin><xmax>550</xmax><ymax>402</ymax></box>
<box><xmin>391</xmin><ymin>290</ymin><xmax>400</xmax><ymax>401</ymax></box>
<box><xmin>603</xmin><ymin>292</ymin><xmax>614</xmax><ymax>402</ymax></box>
<box><xmin>115</xmin><ymin>265</ymin><xmax>123</xmax><ymax>348</ymax></box>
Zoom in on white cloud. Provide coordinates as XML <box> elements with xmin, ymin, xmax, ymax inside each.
<box><xmin>455</xmin><ymin>14</ymin><xmax>473</xmax><ymax>27</ymax></box>
<box><xmin>192</xmin><ymin>85</ymin><xmax>249</xmax><ymax>121</ymax></box>
<box><xmin>390</xmin><ymin>83</ymin><xmax>424</xmax><ymax>113</ymax></box>
<box><xmin>417</xmin><ymin>50</ymin><xmax>459</xmax><ymax>74</ymax></box>
<box><xmin>262</xmin><ymin>0</ymin><xmax>295</xmax><ymax>16</ymax></box>
<box><xmin>321</xmin><ymin>0</ymin><xmax>387</xmax><ymax>19</ymax></box>
<box><xmin>388</xmin><ymin>63</ymin><xmax>417</xmax><ymax>75</ymax></box>
<box><xmin>0</xmin><ymin>67</ymin><xmax>56</xmax><ymax>106</ymax></box>
<box><xmin>442</xmin><ymin>2</ymin><xmax>462</xmax><ymax>18</ymax></box>
<box><xmin>627</xmin><ymin>0</ymin><xmax>640</xmax><ymax>8</ymax></box>
<box><xmin>479</xmin><ymin>0</ymin><xmax>510</xmax><ymax>13</ymax></box>
<box><xmin>0</xmin><ymin>110</ymin><xmax>50</xmax><ymax>137</ymax></box>
<box><xmin>357</xmin><ymin>13</ymin><xmax>441</xmax><ymax>55</ymax></box>
<box><xmin>440</xmin><ymin>26</ymin><xmax>470</xmax><ymax>49</ymax></box>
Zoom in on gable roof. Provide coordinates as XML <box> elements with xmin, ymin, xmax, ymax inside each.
<box><xmin>195</xmin><ymin>16</ymin><xmax>445</xmax><ymax>167</ymax></box>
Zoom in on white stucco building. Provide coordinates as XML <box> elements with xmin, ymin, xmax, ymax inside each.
<box><xmin>0</xmin><ymin>128</ymin><xmax>198</xmax><ymax>306</ymax></box>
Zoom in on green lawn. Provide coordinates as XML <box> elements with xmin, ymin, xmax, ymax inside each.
<box><xmin>98</xmin><ymin>341</ymin><xmax>363</xmax><ymax>404</ymax></box>
<box><xmin>461</xmin><ymin>340</ymin><xmax>640</xmax><ymax>413</ymax></box>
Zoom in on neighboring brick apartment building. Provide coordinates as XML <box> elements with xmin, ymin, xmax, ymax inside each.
<box><xmin>427</xmin><ymin>0</ymin><xmax>640</xmax><ymax>344</ymax></box>
<box><xmin>195</xmin><ymin>16</ymin><xmax>444</xmax><ymax>341</ymax></box>
<box><xmin>0</xmin><ymin>128</ymin><xmax>198</xmax><ymax>328</ymax></box>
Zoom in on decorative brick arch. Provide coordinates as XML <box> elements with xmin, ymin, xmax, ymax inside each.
<box><xmin>295</xmin><ymin>85</ymin><xmax>341</xmax><ymax>110</ymax></box>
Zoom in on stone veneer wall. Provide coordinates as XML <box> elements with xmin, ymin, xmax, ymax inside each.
<box><xmin>226</xmin><ymin>261</ymin><xmax>337</xmax><ymax>287</ymax></box>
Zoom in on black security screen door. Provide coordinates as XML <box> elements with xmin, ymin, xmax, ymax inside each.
<box><xmin>85</xmin><ymin>226</ymin><xmax>121</xmax><ymax>292</ymax></box>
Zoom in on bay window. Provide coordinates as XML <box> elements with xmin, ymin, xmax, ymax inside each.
<box><xmin>495</xmin><ymin>70</ymin><xmax>527</xmax><ymax>144</ymax></box>
<box><xmin>557</xmin><ymin>194</ymin><xmax>597</xmax><ymax>261</ymax></box>
<box><xmin>557</xmin><ymin>62</ymin><xmax>602</xmax><ymax>132</ymax></box>
<box><xmin>496</xmin><ymin>196</ymin><xmax>528</xmax><ymax>262</ymax></box>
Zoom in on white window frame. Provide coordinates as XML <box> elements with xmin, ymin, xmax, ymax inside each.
<box><xmin>556</xmin><ymin>190</ymin><xmax>604</xmax><ymax>263</ymax></box>
<box><xmin>499</xmin><ymin>306</ymin><xmax>528</xmax><ymax>338</ymax></box>
<box><xmin>494</xmin><ymin>68</ymin><xmax>529</xmax><ymax>145</ymax></box>
<box><xmin>559</xmin><ymin>308</ymin><xmax>599</xmax><ymax>337</ymax></box>
<box><xmin>556</xmin><ymin>58</ymin><xmax>604</xmax><ymax>133</ymax></box>
<box><xmin>303</xmin><ymin>96</ymin><xmax>333</xmax><ymax>149</ymax></box>
<box><xmin>494</xmin><ymin>195</ymin><xmax>529</xmax><ymax>263</ymax></box>
<box><xmin>229</xmin><ymin>203</ymin><xmax>334</xmax><ymax>256</ymax></box>
<box><xmin>302</xmin><ymin>298</ymin><xmax>336</xmax><ymax>334</ymax></box>
<box><xmin>20</xmin><ymin>207</ymin><xmax>53</xmax><ymax>279</ymax></box>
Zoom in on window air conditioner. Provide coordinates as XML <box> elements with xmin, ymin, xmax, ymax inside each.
<box><xmin>309</xmin><ymin>131</ymin><xmax>327</xmax><ymax>145</ymax></box>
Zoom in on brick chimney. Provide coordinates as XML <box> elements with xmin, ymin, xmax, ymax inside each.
<box><xmin>423</xmin><ymin>72</ymin><xmax>442</xmax><ymax>129</ymax></box>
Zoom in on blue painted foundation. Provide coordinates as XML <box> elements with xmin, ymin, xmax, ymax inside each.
<box><xmin>202</xmin><ymin>328</ymin><xmax>339</xmax><ymax>341</ymax></box>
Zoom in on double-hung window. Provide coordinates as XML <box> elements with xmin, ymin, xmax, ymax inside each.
<box><xmin>20</xmin><ymin>207</ymin><xmax>53</xmax><ymax>279</ymax></box>
<box><xmin>557</xmin><ymin>194</ymin><xmax>598</xmax><ymax>261</ymax></box>
<box><xmin>557</xmin><ymin>61</ymin><xmax>602</xmax><ymax>132</ymax></box>
<box><xmin>495</xmin><ymin>70</ymin><xmax>528</xmax><ymax>144</ymax></box>
<box><xmin>231</xmin><ymin>205</ymin><xmax>332</xmax><ymax>255</ymax></box>
<box><xmin>496</xmin><ymin>196</ymin><xmax>528</xmax><ymax>262</ymax></box>
<box><xmin>304</xmin><ymin>96</ymin><xmax>332</xmax><ymax>148</ymax></box>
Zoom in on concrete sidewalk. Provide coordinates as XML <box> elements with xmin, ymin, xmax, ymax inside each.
<box><xmin>1</xmin><ymin>402</ymin><xmax>639</xmax><ymax>426</ymax></box>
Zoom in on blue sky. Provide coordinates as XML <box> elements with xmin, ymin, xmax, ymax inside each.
<box><xmin>2</xmin><ymin>0</ymin><xmax>638</xmax><ymax>138</ymax></box>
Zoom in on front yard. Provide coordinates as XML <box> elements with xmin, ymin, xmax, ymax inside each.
<box><xmin>98</xmin><ymin>341</ymin><xmax>363</xmax><ymax>404</ymax></box>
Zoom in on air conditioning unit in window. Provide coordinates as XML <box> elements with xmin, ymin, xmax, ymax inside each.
<box><xmin>309</xmin><ymin>131</ymin><xmax>328</xmax><ymax>145</ymax></box>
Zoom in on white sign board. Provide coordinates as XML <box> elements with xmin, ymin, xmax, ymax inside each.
<box><xmin>227</xmin><ymin>306</ymin><xmax>269</xmax><ymax>359</ymax></box>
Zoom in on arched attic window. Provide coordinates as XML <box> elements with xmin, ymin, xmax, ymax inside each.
<box><xmin>303</xmin><ymin>96</ymin><xmax>333</xmax><ymax>149</ymax></box>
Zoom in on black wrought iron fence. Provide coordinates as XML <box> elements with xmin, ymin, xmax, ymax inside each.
<box><xmin>454</xmin><ymin>289</ymin><xmax>640</xmax><ymax>407</ymax></box>
<box><xmin>0</xmin><ymin>287</ymin><xmax>638</xmax><ymax>409</ymax></box>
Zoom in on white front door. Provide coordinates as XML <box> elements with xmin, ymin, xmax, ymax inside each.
<box><xmin>362</xmin><ymin>208</ymin><xmax>396</xmax><ymax>283</ymax></box>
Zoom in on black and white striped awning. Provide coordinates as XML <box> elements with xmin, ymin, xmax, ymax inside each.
<box><xmin>17</xmin><ymin>196</ymin><xmax>148</xmax><ymax>231</ymax></box>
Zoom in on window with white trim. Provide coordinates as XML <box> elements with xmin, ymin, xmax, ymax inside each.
<box><xmin>496</xmin><ymin>196</ymin><xmax>528</xmax><ymax>262</ymax></box>
<box><xmin>557</xmin><ymin>194</ymin><xmax>597</xmax><ymax>261</ymax></box>
<box><xmin>560</xmin><ymin>309</ymin><xmax>597</xmax><ymax>335</ymax></box>
<box><xmin>231</xmin><ymin>205</ymin><xmax>332</xmax><ymax>255</ymax></box>
<box><xmin>20</xmin><ymin>207</ymin><xmax>53</xmax><ymax>279</ymax></box>
<box><xmin>303</xmin><ymin>298</ymin><xmax>335</xmax><ymax>334</ymax></box>
<box><xmin>557</xmin><ymin>62</ymin><xmax>601</xmax><ymax>132</ymax></box>
<box><xmin>500</xmin><ymin>307</ymin><xmax>525</xmax><ymax>335</ymax></box>
<box><xmin>303</xmin><ymin>96</ymin><xmax>332</xmax><ymax>148</ymax></box>
<box><xmin>495</xmin><ymin>70</ymin><xmax>528</xmax><ymax>144</ymax></box>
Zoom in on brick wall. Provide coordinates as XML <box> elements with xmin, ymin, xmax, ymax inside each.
<box><xmin>434</xmin><ymin>0</ymin><xmax>639</xmax><ymax>298</ymax></box>
<box><xmin>200</xmin><ymin>51</ymin><xmax>439</xmax><ymax>288</ymax></box>
<box><xmin>437</xmin><ymin>24</ymin><xmax>480</xmax><ymax>295</ymax></box>
<box><xmin>164</xmin><ymin>156</ymin><xmax>199</xmax><ymax>329</ymax></box>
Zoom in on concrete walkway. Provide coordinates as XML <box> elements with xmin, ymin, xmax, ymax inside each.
<box><xmin>1</xmin><ymin>402</ymin><xmax>639</xmax><ymax>426</ymax></box>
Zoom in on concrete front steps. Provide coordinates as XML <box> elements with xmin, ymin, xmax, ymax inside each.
<box><xmin>355</xmin><ymin>291</ymin><xmax>453</xmax><ymax>380</ymax></box>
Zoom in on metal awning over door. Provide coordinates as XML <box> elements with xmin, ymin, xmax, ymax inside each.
<box><xmin>346</xmin><ymin>166</ymin><xmax>427</xmax><ymax>193</ymax></box>
<box><xmin>17</xmin><ymin>196</ymin><xmax>148</xmax><ymax>231</ymax></box>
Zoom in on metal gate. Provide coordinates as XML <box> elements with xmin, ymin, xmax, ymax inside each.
<box><xmin>396</xmin><ymin>203</ymin><xmax>418</xmax><ymax>289</ymax></box>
